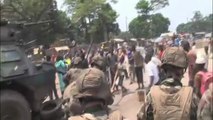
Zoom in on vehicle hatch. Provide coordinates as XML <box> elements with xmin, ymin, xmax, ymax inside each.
<box><xmin>0</xmin><ymin>46</ymin><xmax>26</xmax><ymax>78</ymax></box>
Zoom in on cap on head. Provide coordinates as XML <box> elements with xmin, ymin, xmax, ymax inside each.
<box><xmin>161</xmin><ymin>47</ymin><xmax>188</xmax><ymax>69</ymax></box>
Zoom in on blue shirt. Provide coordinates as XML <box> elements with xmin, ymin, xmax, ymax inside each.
<box><xmin>127</xmin><ymin>50</ymin><xmax>132</xmax><ymax>59</ymax></box>
<box><xmin>174</xmin><ymin>38</ymin><xmax>180</xmax><ymax>46</ymax></box>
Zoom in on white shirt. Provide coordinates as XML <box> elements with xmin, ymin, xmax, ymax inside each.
<box><xmin>151</xmin><ymin>56</ymin><xmax>162</xmax><ymax>66</ymax></box>
<box><xmin>192</xmin><ymin>45</ymin><xmax>196</xmax><ymax>51</ymax></box>
<box><xmin>146</xmin><ymin>61</ymin><xmax>159</xmax><ymax>85</ymax></box>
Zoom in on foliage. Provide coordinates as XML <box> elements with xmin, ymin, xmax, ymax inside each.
<box><xmin>136</xmin><ymin>0</ymin><xmax>169</xmax><ymax>15</ymax></box>
<box><xmin>176</xmin><ymin>12</ymin><xmax>212</xmax><ymax>33</ymax></box>
<box><xmin>1</xmin><ymin>0</ymin><xmax>55</xmax><ymax>21</ymax></box>
<box><xmin>136</xmin><ymin>0</ymin><xmax>152</xmax><ymax>16</ymax></box>
<box><xmin>129</xmin><ymin>16</ymin><xmax>149</xmax><ymax>38</ymax></box>
<box><xmin>129</xmin><ymin>0</ymin><xmax>170</xmax><ymax>39</ymax></box>
<box><xmin>64</xmin><ymin>0</ymin><xmax>120</xmax><ymax>43</ymax></box>
<box><xmin>150</xmin><ymin>0</ymin><xmax>169</xmax><ymax>11</ymax></box>
<box><xmin>129</xmin><ymin>14</ymin><xmax>170</xmax><ymax>38</ymax></box>
<box><xmin>191</xmin><ymin>11</ymin><xmax>203</xmax><ymax>22</ymax></box>
<box><xmin>0</xmin><ymin>0</ymin><xmax>70</xmax><ymax>45</ymax></box>
<box><xmin>54</xmin><ymin>10</ymin><xmax>72</xmax><ymax>39</ymax></box>
<box><xmin>149</xmin><ymin>13</ymin><xmax>170</xmax><ymax>37</ymax></box>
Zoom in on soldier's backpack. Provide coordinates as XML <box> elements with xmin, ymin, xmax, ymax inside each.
<box><xmin>197</xmin><ymin>71</ymin><xmax>213</xmax><ymax>95</ymax></box>
<box><xmin>150</xmin><ymin>86</ymin><xmax>193</xmax><ymax>120</ymax></box>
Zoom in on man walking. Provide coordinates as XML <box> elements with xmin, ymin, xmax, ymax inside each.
<box><xmin>127</xmin><ymin>47</ymin><xmax>135</xmax><ymax>84</ymax></box>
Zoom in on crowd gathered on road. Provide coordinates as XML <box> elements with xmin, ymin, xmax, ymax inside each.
<box><xmin>35</xmin><ymin>34</ymin><xmax>213</xmax><ymax>120</ymax></box>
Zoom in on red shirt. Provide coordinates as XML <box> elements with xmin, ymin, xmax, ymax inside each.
<box><xmin>158</xmin><ymin>51</ymin><xmax>164</xmax><ymax>60</ymax></box>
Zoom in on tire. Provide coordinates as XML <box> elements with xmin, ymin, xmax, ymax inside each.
<box><xmin>0</xmin><ymin>90</ymin><xmax>31</xmax><ymax>120</ymax></box>
<box><xmin>108</xmin><ymin>110</ymin><xmax>123</xmax><ymax>120</ymax></box>
<box><xmin>40</xmin><ymin>100</ymin><xmax>63</xmax><ymax>120</ymax></box>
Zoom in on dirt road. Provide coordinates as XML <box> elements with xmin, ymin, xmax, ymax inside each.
<box><xmin>111</xmin><ymin>48</ymin><xmax>212</xmax><ymax>120</ymax></box>
<box><xmin>54</xmin><ymin>47</ymin><xmax>212</xmax><ymax>120</ymax></box>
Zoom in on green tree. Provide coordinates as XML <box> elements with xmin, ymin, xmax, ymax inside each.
<box><xmin>149</xmin><ymin>13</ymin><xmax>170</xmax><ymax>37</ymax></box>
<box><xmin>64</xmin><ymin>0</ymin><xmax>119</xmax><ymax>43</ymax></box>
<box><xmin>136</xmin><ymin>0</ymin><xmax>152</xmax><ymax>16</ymax></box>
<box><xmin>176</xmin><ymin>23</ymin><xmax>186</xmax><ymax>33</ymax></box>
<box><xmin>129</xmin><ymin>0</ymin><xmax>170</xmax><ymax>39</ymax></box>
<box><xmin>176</xmin><ymin>12</ymin><xmax>212</xmax><ymax>33</ymax></box>
<box><xmin>96</xmin><ymin>3</ymin><xmax>119</xmax><ymax>41</ymax></box>
<box><xmin>191</xmin><ymin>11</ymin><xmax>203</xmax><ymax>22</ymax></box>
<box><xmin>203</xmin><ymin>14</ymin><xmax>213</xmax><ymax>32</ymax></box>
<box><xmin>136</xmin><ymin>0</ymin><xmax>169</xmax><ymax>15</ymax></box>
<box><xmin>54</xmin><ymin>10</ymin><xmax>72</xmax><ymax>39</ymax></box>
<box><xmin>129</xmin><ymin>13</ymin><xmax>170</xmax><ymax>38</ymax></box>
<box><xmin>129</xmin><ymin>16</ymin><xmax>149</xmax><ymax>38</ymax></box>
<box><xmin>150</xmin><ymin>0</ymin><xmax>169</xmax><ymax>11</ymax></box>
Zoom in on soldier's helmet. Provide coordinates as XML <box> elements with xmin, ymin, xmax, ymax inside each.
<box><xmin>161</xmin><ymin>47</ymin><xmax>188</xmax><ymax>69</ymax></box>
<box><xmin>91</xmin><ymin>55</ymin><xmax>105</xmax><ymax>70</ymax></box>
<box><xmin>78</xmin><ymin>68</ymin><xmax>113</xmax><ymax>105</ymax></box>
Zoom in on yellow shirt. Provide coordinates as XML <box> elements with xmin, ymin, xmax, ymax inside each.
<box><xmin>65</xmin><ymin>58</ymin><xmax>71</xmax><ymax>65</ymax></box>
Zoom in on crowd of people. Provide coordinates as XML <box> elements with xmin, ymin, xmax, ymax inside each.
<box><xmin>40</xmin><ymin>35</ymin><xmax>212</xmax><ymax>120</ymax></box>
<box><xmin>137</xmin><ymin>38</ymin><xmax>213</xmax><ymax>120</ymax></box>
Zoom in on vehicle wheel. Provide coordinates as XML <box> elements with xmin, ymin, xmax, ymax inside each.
<box><xmin>108</xmin><ymin>110</ymin><xmax>123</xmax><ymax>120</ymax></box>
<box><xmin>0</xmin><ymin>90</ymin><xmax>31</xmax><ymax>120</ymax></box>
<box><xmin>40</xmin><ymin>100</ymin><xmax>63</xmax><ymax>120</ymax></box>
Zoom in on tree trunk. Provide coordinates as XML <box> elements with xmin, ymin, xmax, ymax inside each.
<box><xmin>103</xmin><ymin>23</ymin><xmax>108</xmax><ymax>41</ymax></box>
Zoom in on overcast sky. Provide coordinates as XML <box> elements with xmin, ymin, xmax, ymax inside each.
<box><xmin>57</xmin><ymin>0</ymin><xmax>212</xmax><ymax>32</ymax></box>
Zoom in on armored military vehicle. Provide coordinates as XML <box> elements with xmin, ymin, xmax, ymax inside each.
<box><xmin>0</xmin><ymin>20</ymin><xmax>57</xmax><ymax>120</ymax></box>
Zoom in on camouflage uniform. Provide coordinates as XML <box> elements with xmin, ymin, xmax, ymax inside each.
<box><xmin>137</xmin><ymin>47</ymin><xmax>199</xmax><ymax>120</ymax></box>
<box><xmin>137</xmin><ymin>78</ymin><xmax>199</xmax><ymax>120</ymax></box>
<box><xmin>63</xmin><ymin>55</ymin><xmax>118</xmax><ymax>120</ymax></box>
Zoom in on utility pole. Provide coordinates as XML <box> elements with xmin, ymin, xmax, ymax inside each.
<box><xmin>125</xmin><ymin>16</ymin><xmax>128</xmax><ymax>32</ymax></box>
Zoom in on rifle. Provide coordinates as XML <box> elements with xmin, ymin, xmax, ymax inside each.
<box><xmin>4</xmin><ymin>20</ymin><xmax>54</xmax><ymax>53</ymax></box>
<box><xmin>9</xmin><ymin>20</ymin><xmax>54</xmax><ymax>27</ymax></box>
<box><xmin>85</xmin><ymin>38</ymin><xmax>94</xmax><ymax>60</ymax></box>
